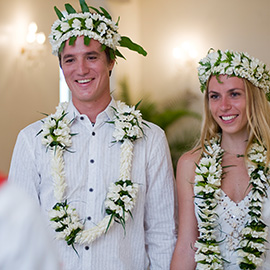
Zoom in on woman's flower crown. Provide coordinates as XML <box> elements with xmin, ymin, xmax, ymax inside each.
<box><xmin>198</xmin><ymin>49</ymin><xmax>270</xmax><ymax>96</ymax></box>
<box><xmin>49</xmin><ymin>0</ymin><xmax>147</xmax><ymax>59</ymax></box>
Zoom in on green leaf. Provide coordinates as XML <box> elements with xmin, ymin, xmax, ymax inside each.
<box><xmin>84</xmin><ymin>36</ymin><xmax>91</xmax><ymax>46</ymax></box>
<box><xmin>36</xmin><ymin>129</ymin><xmax>43</xmax><ymax>137</ymax></box>
<box><xmin>54</xmin><ymin>6</ymin><xmax>64</xmax><ymax>20</ymax></box>
<box><xmin>65</xmin><ymin>4</ymin><xmax>77</xmax><ymax>14</ymax></box>
<box><xmin>109</xmin><ymin>49</ymin><xmax>116</xmax><ymax>60</ymax></box>
<box><xmin>106</xmin><ymin>214</ymin><xmax>114</xmax><ymax>233</ymax></box>
<box><xmin>116</xmin><ymin>16</ymin><xmax>120</xmax><ymax>26</ymax></box>
<box><xmin>119</xmin><ymin>36</ymin><xmax>147</xmax><ymax>57</ymax></box>
<box><xmin>135</xmin><ymin>100</ymin><xmax>142</xmax><ymax>110</ymax></box>
<box><xmin>266</xmin><ymin>92</ymin><xmax>270</xmax><ymax>102</ymax></box>
<box><xmin>69</xmin><ymin>36</ymin><xmax>77</xmax><ymax>46</ymax></box>
<box><xmin>59</xmin><ymin>42</ymin><xmax>66</xmax><ymax>54</ymax></box>
<box><xmin>79</xmin><ymin>0</ymin><xmax>90</xmax><ymax>13</ymax></box>
<box><xmin>90</xmin><ymin>6</ymin><xmax>102</xmax><ymax>15</ymax></box>
<box><xmin>99</xmin><ymin>7</ymin><xmax>112</xmax><ymax>20</ymax></box>
<box><xmin>115</xmin><ymin>49</ymin><xmax>126</xmax><ymax>60</ymax></box>
<box><xmin>101</xmin><ymin>44</ymin><xmax>107</xmax><ymax>52</ymax></box>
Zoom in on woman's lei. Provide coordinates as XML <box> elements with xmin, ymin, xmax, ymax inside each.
<box><xmin>39</xmin><ymin>101</ymin><xmax>144</xmax><ymax>251</ymax></box>
<box><xmin>194</xmin><ymin>136</ymin><xmax>269</xmax><ymax>270</ymax></box>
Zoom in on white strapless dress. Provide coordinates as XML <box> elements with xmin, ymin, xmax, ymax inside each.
<box><xmin>194</xmin><ymin>189</ymin><xmax>270</xmax><ymax>269</ymax></box>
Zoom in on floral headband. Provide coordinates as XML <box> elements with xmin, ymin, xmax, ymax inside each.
<box><xmin>198</xmin><ymin>49</ymin><xmax>270</xmax><ymax>98</ymax></box>
<box><xmin>49</xmin><ymin>0</ymin><xmax>147</xmax><ymax>59</ymax></box>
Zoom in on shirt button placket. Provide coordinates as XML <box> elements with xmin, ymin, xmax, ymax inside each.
<box><xmin>86</xmin><ymin>125</ymin><xmax>97</xmax><ymax>254</ymax></box>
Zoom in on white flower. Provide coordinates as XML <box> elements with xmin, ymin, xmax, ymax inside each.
<box><xmin>72</xmin><ymin>19</ymin><xmax>81</xmax><ymax>30</ymax></box>
<box><xmin>97</xmin><ymin>22</ymin><xmax>107</xmax><ymax>36</ymax></box>
<box><xmin>85</xmin><ymin>18</ymin><xmax>93</xmax><ymax>29</ymax></box>
<box><xmin>104</xmin><ymin>199</ymin><xmax>117</xmax><ymax>210</ymax></box>
<box><xmin>61</xmin><ymin>22</ymin><xmax>70</xmax><ymax>32</ymax></box>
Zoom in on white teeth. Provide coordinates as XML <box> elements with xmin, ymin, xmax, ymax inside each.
<box><xmin>221</xmin><ymin>115</ymin><xmax>236</xmax><ymax>121</ymax></box>
<box><xmin>77</xmin><ymin>79</ymin><xmax>91</xmax><ymax>83</ymax></box>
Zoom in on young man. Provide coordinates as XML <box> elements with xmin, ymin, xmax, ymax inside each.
<box><xmin>9</xmin><ymin>1</ymin><xmax>176</xmax><ymax>269</ymax></box>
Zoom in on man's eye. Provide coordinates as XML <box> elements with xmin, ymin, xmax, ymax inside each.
<box><xmin>87</xmin><ymin>56</ymin><xmax>97</xmax><ymax>60</ymax></box>
<box><xmin>209</xmin><ymin>94</ymin><xmax>219</xmax><ymax>100</ymax></box>
<box><xmin>64</xmin><ymin>58</ymin><xmax>74</xmax><ymax>63</ymax></box>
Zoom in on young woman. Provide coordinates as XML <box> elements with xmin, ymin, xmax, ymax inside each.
<box><xmin>171</xmin><ymin>49</ymin><xmax>270</xmax><ymax>269</ymax></box>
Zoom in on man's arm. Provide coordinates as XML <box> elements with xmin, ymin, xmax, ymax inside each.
<box><xmin>144</xmin><ymin>127</ymin><xmax>177</xmax><ymax>269</ymax></box>
<box><xmin>8</xmin><ymin>128</ymin><xmax>41</xmax><ymax>203</ymax></box>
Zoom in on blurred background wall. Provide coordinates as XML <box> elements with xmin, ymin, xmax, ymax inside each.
<box><xmin>1</xmin><ymin>0</ymin><xmax>270</xmax><ymax>174</ymax></box>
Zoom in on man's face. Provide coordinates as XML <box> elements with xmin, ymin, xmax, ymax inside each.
<box><xmin>60</xmin><ymin>36</ymin><xmax>115</xmax><ymax>109</ymax></box>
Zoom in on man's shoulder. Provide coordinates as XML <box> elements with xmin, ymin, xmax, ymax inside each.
<box><xmin>18</xmin><ymin>119</ymin><xmax>43</xmax><ymax>138</ymax></box>
<box><xmin>142</xmin><ymin>120</ymin><xmax>165</xmax><ymax>137</ymax></box>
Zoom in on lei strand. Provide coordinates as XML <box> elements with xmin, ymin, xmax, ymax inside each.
<box><xmin>194</xmin><ymin>136</ymin><xmax>269</xmax><ymax>270</ymax></box>
<box><xmin>39</xmin><ymin>101</ymin><xmax>144</xmax><ymax>250</ymax></box>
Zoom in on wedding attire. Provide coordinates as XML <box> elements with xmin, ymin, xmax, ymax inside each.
<box><xmin>9</xmin><ymin>98</ymin><xmax>176</xmax><ymax>270</ymax></box>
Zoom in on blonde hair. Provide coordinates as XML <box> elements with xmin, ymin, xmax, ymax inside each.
<box><xmin>199</xmin><ymin>77</ymin><xmax>270</xmax><ymax>164</ymax></box>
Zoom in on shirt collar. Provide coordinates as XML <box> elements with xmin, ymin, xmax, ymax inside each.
<box><xmin>66</xmin><ymin>97</ymin><xmax>116</xmax><ymax>123</ymax></box>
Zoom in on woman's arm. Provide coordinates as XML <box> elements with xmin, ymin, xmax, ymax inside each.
<box><xmin>170</xmin><ymin>149</ymin><xmax>200</xmax><ymax>270</ymax></box>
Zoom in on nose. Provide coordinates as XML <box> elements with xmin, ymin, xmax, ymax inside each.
<box><xmin>77</xmin><ymin>59</ymin><xmax>89</xmax><ymax>76</ymax></box>
<box><xmin>220</xmin><ymin>97</ymin><xmax>231</xmax><ymax>111</ymax></box>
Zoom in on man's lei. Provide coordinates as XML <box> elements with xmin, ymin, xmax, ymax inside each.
<box><xmin>194</xmin><ymin>136</ymin><xmax>269</xmax><ymax>269</ymax></box>
<box><xmin>39</xmin><ymin>101</ymin><xmax>144</xmax><ymax>250</ymax></box>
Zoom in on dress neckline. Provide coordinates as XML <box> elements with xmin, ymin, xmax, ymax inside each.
<box><xmin>220</xmin><ymin>188</ymin><xmax>252</xmax><ymax>205</ymax></box>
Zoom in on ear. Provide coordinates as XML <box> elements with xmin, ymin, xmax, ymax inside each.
<box><xmin>108</xmin><ymin>59</ymin><xmax>115</xmax><ymax>72</ymax></box>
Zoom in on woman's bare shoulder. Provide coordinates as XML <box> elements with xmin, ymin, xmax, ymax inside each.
<box><xmin>177</xmin><ymin>147</ymin><xmax>201</xmax><ymax>167</ymax></box>
<box><xmin>176</xmin><ymin>147</ymin><xmax>201</xmax><ymax>185</ymax></box>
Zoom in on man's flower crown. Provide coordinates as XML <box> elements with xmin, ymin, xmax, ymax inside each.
<box><xmin>198</xmin><ymin>49</ymin><xmax>270</xmax><ymax>97</ymax></box>
<box><xmin>49</xmin><ymin>0</ymin><xmax>147</xmax><ymax>59</ymax></box>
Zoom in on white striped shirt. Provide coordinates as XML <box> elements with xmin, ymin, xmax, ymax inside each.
<box><xmin>9</xmin><ymin>99</ymin><xmax>176</xmax><ymax>270</ymax></box>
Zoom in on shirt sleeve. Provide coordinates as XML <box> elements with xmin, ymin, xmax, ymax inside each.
<box><xmin>8</xmin><ymin>127</ymin><xmax>41</xmax><ymax>204</ymax></box>
<box><xmin>144</xmin><ymin>126</ymin><xmax>177</xmax><ymax>269</ymax></box>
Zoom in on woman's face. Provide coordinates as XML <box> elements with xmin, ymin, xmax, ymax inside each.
<box><xmin>208</xmin><ymin>75</ymin><xmax>248</xmax><ymax>137</ymax></box>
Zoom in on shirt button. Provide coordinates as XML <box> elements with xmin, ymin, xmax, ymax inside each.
<box><xmin>90</xmin><ymin>159</ymin><xmax>94</xmax><ymax>164</ymax></box>
<box><xmin>80</xmin><ymin>116</ymin><xmax>84</xmax><ymax>120</ymax></box>
<box><xmin>85</xmin><ymin>246</ymin><xmax>89</xmax><ymax>250</ymax></box>
<box><xmin>89</xmin><ymin>188</ymin><xmax>94</xmax><ymax>192</ymax></box>
<box><xmin>92</xmin><ymin>132</ymin><xmax>96</xmax><ymax>136</ymax></box>
<box><xmin>87</xmin><ymin>216</ymin><xmax>91</xmax><ymax>221</ymax></box>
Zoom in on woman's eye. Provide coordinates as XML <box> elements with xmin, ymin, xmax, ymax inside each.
<box><xmin>231</xmin><ymin>92</ymin><xmax>240</xmax><ymax>97</ymax></box>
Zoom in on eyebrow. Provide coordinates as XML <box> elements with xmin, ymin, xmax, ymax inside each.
<box><xmin>208</xmin><ymin>88</ymin><xmax>244</xmax><ymax>94</ymax></box>
<box><xmin>62</xmin><ymin>51</ymin><xmax>100</xmax><ymax>61</ymax></box>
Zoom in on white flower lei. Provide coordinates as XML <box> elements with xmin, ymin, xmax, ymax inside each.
<box><xmin>198</xmin><ymin>49</ymin><xmax>270</xmax><ymax>95</ymax></box>
<box><xmin>39</xmin><ymin>101</ymin><xmax>144</xmax><ymax>250</ymax></box>
<box><xmin>194</xmin><ymin>136</ymin><xmax>270</xmax><ymax>270</ymax></box>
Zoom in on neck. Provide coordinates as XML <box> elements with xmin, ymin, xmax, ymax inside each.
<box><xmin>72</xmin><ymin>97</ymin><xmax>112</xmax><ymax>123</ymax></box>
<box><xmin>220</xmin><ymin>132</ymin><xmax>248</xmax><ymax>155</ymax></box>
